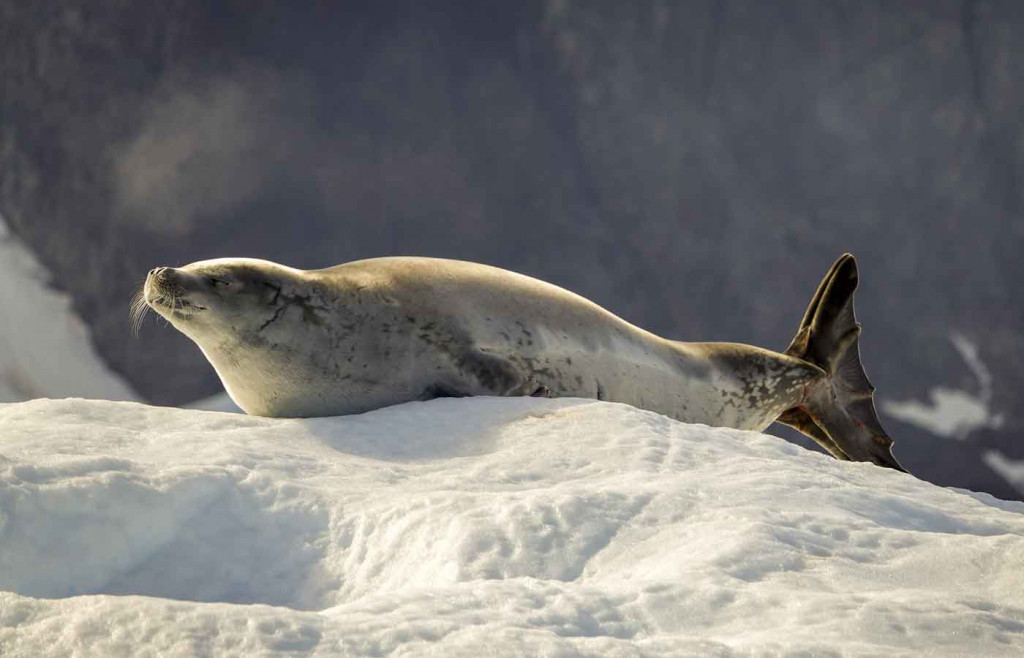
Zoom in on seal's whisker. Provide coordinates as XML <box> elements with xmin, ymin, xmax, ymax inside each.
<box><xmin>130</xmin><ymin>291</ymin><xmax>140</xmax><ymax>331</ymax></box>
<box><xmin>130</xmin><ymin>287</ymin><xmax>150</xmax><ymax>337</ymax></box>
<box><xmin>130</xmin><ymin>298</ymin><xmax>141</xmax><ymax>336</ymax></box>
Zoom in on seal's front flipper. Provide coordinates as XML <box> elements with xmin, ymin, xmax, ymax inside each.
<box><xmin>459</xmin><ymin>349</ymin><xmax>550</xmax><ymax>399</ymax></box>
<box><xmin>419</xmin><ymin>383</ymin><xmax>471</xmax><ymax>400</ymax></box>
<box><xmin>781</xmin><ymin>254</ymin><xmax>908</xmax><ymax>473</ymax></box>
<box><xmin>503</xmin><ymin>376</ymin><xmax>552</xmax><ymax>399</ymax></box>
<box><xmin>529</xmin><ymin>384</ymin><xmax>552</xmax><ymax>398</ymax></box>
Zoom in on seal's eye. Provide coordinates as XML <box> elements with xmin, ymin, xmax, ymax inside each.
<box><xmin>207</xmin><ymin>276</ymin><xmax>230</xmax><ymax>288</ymax></box>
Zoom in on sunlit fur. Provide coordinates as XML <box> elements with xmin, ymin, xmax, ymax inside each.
<box><xmin>143</xmin><ymin>257</ymin><xmax>820</xmax><ymax>425</ymax></box>
<box><xmin>141</xmin><ymin>256</ymin><xmax>904</xmax><ymax>471</ymax></box>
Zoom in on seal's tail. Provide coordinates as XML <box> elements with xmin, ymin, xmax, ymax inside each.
<box><xmin>778</xmin><ymin>254</ymin><xmax>908</xmax><ymax>472</ymax></box>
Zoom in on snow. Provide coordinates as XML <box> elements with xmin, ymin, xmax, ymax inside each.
<box><xmin>0</xmin><ymin>214</ymin><xmax>137</xmax><ymax>403</ymax></box>
<box><xmin>2</xmin><ymin>396</ymin><xmax>1023</xmax><ymax>656</ymax></box>
<box><xmin>882</xmin><ymin>333</ymin><xmax>1004</xmax><ymax>439</ymax></box>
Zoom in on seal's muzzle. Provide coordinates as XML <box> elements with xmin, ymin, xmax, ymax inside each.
<box><xmin>144</xmin><ymin>267</ymin><xmax>207</xmax><ymax>316</ymax></box>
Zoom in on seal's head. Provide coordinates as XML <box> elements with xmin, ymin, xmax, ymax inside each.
<box><xmin>143</xmin><ymin>258</ymin><xmax>301</xmax><ymax>342</ymax></box>
<box><xmin>141</xmin><ymin>258</ymin><xmax>338</xmax><ymax>415</ymax></box>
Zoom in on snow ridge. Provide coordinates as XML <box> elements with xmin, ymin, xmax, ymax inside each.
<box><xmin>1</xmin><ymin>397</ymin><xmax>1023</xmax><ymax>656</ymax></box>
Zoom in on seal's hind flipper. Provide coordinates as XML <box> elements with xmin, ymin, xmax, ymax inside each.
<box><xmin>785</xmin><ymin>254</ymin><xmax>863</xmax><ymax>377</ymax></box>
<box><xmin>782</xmin><ymin>254</ymin><xmax>908</xmax><ymax>472</ymax></box>
<box><xmin>776</xmin><ymin>408</ymin><xmax>850</xmax><ymax>461</ymax></box>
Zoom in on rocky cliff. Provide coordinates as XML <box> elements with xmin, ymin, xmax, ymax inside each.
<box><xmin>2</xmin><ymin>1</ymin><xmax>1022</xmax><ymax>498</ymax></box>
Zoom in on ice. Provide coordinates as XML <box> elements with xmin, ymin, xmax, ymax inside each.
<box><xmin>1</xmin><ymin>396</ymin><xmax>1023</xmax><ymax>656</ymax></box>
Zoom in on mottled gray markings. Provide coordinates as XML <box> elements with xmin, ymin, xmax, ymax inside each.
<box><xmin>258</xmin><ymin>282</ymin><xmax>330</xmax><ymax>332</ymax></box>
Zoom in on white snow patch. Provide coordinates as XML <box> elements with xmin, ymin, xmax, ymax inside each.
<box><xmin>1</xmin><ymin>397</ymin><xmax>1023</xmax><ymax>656</ymax></box>
<box><xmin>986</xmin><ymin>451</ymin><xmax>1024</xmax><ymax>494</ymax></box>
<box><xmin>883</xmin><ymin>388</ymin><xmax>1000</xmax><ymax>438</ymax></box>
<box><xmin>882</xmin><ymin>333</ymin><xmax>1004</xmax><ymax>439</ymax></box>
<box><xmin>0</xmin><ymin>214</ymin><xmax>137</xmax><ymax>403</ymax></box>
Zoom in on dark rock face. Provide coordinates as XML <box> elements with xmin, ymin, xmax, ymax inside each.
<box><xmin>2</xmin><ymin>1</ymin><xmax>1022</xmax><ymax>498</ymax></box>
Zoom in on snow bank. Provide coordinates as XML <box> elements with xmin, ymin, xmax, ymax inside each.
<box><xmin>1</xmin><ymin>397</ymin><xmax>1022</xmax><ymax>656</ymax></box>
<box><xmin>0</xmin><ymin>215</ymin><xmax>137</xmax><ymax>403</ymax></box>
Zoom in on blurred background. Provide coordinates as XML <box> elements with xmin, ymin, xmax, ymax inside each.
<box><xmin>1</xmin><ymin>1</ymin><xmax>1021</xmax><ymax>499</ymax></box>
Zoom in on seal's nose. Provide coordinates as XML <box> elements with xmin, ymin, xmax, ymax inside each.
<box><xmin>149</xmin><ymin>267</ymin><xmax>169</xmax><ymax>279</ymax></box>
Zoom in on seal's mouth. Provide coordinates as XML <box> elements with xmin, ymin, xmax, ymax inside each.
<box><xmin>150</xmin><ymin>295</ymin><xmax>207</xmax><ymax>315</ymax></box>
